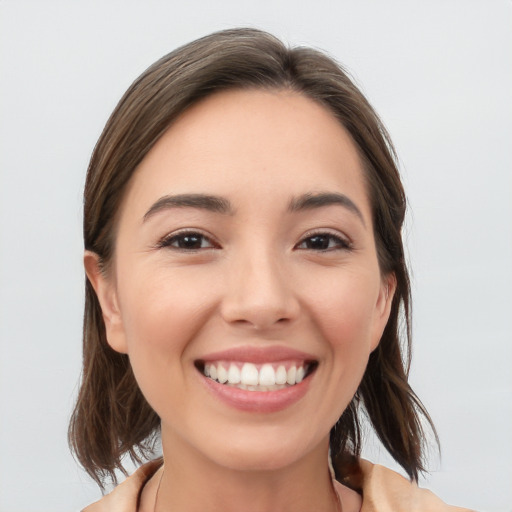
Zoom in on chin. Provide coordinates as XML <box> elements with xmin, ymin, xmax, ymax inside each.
<box><xmin>202</xmin><ymin>429</ymin><xmax>326</xmax><ymax>473</ymax></box>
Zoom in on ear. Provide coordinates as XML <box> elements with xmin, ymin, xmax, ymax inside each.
<box><xmin>370</xmin><ymin>272</ymin><xmax>397</xmax><ymax>352</ymax></box>
<box><xmin>84</xmin><ymin>250</ymin><xmax>128</xmax><ymax>354</ymax></box>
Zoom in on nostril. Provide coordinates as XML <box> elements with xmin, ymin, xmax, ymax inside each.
<box><xmin>219</xmin><ymin>262</ymin><xmax>300</xmax><ymax>329</ymax></box>
<box><xmin>227</xmin><ymin>315</ymin><xmax>293</xmax><ymax>331</ymax></box>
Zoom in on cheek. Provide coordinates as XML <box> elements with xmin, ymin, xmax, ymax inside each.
<box><xmin>114</xmin><ymin>267</ymin><xmax>214</xmax><ymax>413</ymax></box>
<box><xmin>118</xmin><ymin>262</ymin><xmax>213</xmax><ymax>346</ymax></box>
<box><xmin>303</xmin><ymin>269</ymin><xmax>381</xmax><ymax>393</ymax></box>
<box><xmin>311</xmin><ymin>274</ymin><xmax>379</xmax><ymax>348</ymax></box>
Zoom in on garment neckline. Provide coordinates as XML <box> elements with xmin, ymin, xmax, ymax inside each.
<box><xmin>137</xmin><ymin>458</ymin><xmax>362</xmax><ymax>512</ymax></box>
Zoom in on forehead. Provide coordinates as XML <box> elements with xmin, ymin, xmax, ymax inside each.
<box><xmin>123</xmin><ymin>88</ymin><xmax>371</xmax><ymax>219</ymax></box>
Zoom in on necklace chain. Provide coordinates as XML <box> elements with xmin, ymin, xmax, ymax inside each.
<box><xmin>153</xmin><ymin>469</ymin><xmax>164</xmax><ymax>512</ymax></box>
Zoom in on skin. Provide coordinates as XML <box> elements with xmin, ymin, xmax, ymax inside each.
<box><xmin>86</xmin><ymin>89</ymin><xmax>396</xmax><ymax>512</ymax></box>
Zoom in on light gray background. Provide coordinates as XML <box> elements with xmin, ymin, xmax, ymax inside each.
<box><xmin>1</xmin><ymin>1</ymin><xmax>511</xmax><ymax>511</ymax></box>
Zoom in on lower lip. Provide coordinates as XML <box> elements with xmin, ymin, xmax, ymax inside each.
<box><xmin>200</xmin><ymin>372</ymin><xmax>313</xmax><ymax>413</ymax></box>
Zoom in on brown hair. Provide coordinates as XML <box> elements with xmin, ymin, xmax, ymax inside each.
<box><xmin>69</xmin><ymin>27</ymin><xmax>437</xmax><ymax>489</ymax></box>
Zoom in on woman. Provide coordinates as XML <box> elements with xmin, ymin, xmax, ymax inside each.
<box><xmin>70</xmin><ymin>28</ymin><xmax>472</xmax><ymax>511</ymax></box>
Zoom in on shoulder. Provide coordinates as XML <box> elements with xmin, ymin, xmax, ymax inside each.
<box><xmin>81</xmin><ymin>459</ymin><xmax>162</xmax><ymax>512</ymax></box>
<box><xmin>81</xmin><ymin>458</ymin><xmax>475</xmax><ymax>512</ymax></box>
<box><xmin>355</xmin><ymin>459</ymin><xmax>476</xmax><ymax>512</ymax></box>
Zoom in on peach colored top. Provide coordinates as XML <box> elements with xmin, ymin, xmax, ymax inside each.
<box><xmin>82</xmin><ymin>459</ymin><xmax>475</xmax><ymax>512</ymax></box>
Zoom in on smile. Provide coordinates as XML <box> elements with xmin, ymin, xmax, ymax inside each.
<box><xmin>195</xmin><ymin>346</ymin><xmax>318</xmax><ymax>412</ymax></box>
<box><xmin>202</xmin><ymin>361</ymin><xmax>314</xmax><ymax>391</ymax></box>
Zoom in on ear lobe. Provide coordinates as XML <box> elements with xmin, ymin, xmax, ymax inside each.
<box><xmin>370</xmin><ymin>273</ymin><xmax>397</xmax><ymax>352</ymax></box>
<box><xmin>84</xmin><ymin>250</ymin><xmax>128</xmax><ymax>354</ymax></box>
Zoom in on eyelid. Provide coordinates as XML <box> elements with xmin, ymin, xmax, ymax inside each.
<box><xmin>295</xmin><ymin>228</ymin><xmax>353</xmax><ymax>250</ymax></box>
<box><xmin>156</xmin><ymin>228</ymin><xmax>220</xmax><ymax>250</ymax></box>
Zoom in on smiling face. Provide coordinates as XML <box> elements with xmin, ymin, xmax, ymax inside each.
<box><xmin>86</xmin><ymin>89</ymin><xmax>395</xmax><ymax>473</ymax></box>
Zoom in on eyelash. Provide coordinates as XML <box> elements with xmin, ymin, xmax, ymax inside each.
<box><xmin>157</xmin><ymin>230</ymin><xmax>351</xmax><ymax>253</ymax></box>
<box><xmin>157</xmin><ymin>230</ymin><xmax>218</xmax><ymax>251</ymax></box>
<box><xmin>295</xmin><ymin>231</ymin><xmax>352</xmax><ymax>252</ymax></box>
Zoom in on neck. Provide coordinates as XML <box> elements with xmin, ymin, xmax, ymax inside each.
<box><xmin>152</xmin><ymin>431</ymin><xmax>340</xmax><ymax>512</ymax></box>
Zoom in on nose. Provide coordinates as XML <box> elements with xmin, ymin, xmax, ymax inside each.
<box><xmin>220</xmin><ymin>250</ymin><xmax>300</xmax><ymax>331</ymax></box>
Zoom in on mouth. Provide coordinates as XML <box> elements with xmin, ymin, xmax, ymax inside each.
<box><xmin>195</xmin><ymin>360</ymin><xmax>318</xmax><ymax>392</ymax></box>
<box><xmin>195</xmin><ymin>346</ymin><xmax>319</xmax><ymax>412</ymax></box>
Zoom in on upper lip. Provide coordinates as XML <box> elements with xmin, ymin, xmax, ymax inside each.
<box><xmin>198</xmin><ymin>345</ymin><xmax>317</xmax><ymax>364</ymax></box>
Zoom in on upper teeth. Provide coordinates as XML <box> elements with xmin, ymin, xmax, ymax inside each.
<box><xmin>204</xmin><ymin>362</ymin><xmax>307</xmax><ymax>387</ymax></box>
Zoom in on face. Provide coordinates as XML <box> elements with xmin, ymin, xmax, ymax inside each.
<box><xmin>86</xmin><ymin>89</ymin><xmax>394</xmax><ymax>473</ymax></box>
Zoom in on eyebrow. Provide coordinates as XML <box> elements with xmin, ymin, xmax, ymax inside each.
<box><xmin>143</xmin><ymin>191</ymin><xmax>365</xmax><ymax>226</ymax></box>
<box><xmin>288</xmin><ymin>192</ymin><xmax>366</xmax><ymax>227</ymax></box>
<box><xmin>143</xmin><ymin>193</ymin><xmax>233</xmax><ymax>221</ymax></box>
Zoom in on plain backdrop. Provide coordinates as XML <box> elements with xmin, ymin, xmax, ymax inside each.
<box><xmin>1</xmin><ymin>1</ymin><xmax>511</xmax><ymax>511</ymax></box>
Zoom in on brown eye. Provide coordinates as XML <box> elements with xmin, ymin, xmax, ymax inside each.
<box><xmin>159</xmin><ymin>232</ymin><xmax>217</xmax><ymax>250</ymax></box>
<box><xmin>296</xmin><ymin>233</ymin><xmax>350</xmax><ymax>251</ymax></box>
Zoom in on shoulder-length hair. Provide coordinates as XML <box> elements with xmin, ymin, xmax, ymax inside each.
<box><xmin>69</xmin><ymin>27</ymin><xmax>437</xmax><ymax>489</ymax></box>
